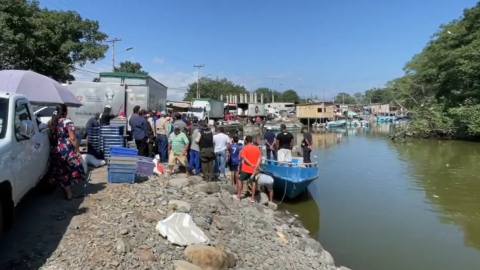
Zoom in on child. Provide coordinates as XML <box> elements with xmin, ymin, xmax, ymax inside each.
<box><xmin>228</xmin><ymin>136</ymin><xmax>243</xmax><ymax>185</ymax></box>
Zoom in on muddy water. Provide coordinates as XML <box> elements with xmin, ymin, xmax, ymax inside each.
<box><xmin>278</xmin><ymin>125</ymin><xmax>480</xmax><ymax>270</ymax></box>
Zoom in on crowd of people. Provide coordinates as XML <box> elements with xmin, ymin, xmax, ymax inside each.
<box><xmin>45</xmin><ymin>104</ymin><xmax>312</xmax><ymax>203</ymax></box>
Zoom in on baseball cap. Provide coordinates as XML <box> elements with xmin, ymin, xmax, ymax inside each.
<box><xmin>105</xmin><ymin>104</ymin><xmax>112</xmax><ymax>108</ymax></box>
<box><xmin>160</xmin><ymin>111</ymin><xmax>166</xmax><ymax>116</ymax></box>
<box><xmin>266</xmin><ymin>126</ymin><xmax>272</xmax><ymax>130</ymax></box>
<box><xmin>174</xmin><ymin>125</ymin><xmax>180</xmax><ymax>130</ymax></box>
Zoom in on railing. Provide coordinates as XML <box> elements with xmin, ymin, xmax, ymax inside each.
<box><xmin>262</xmin><ymin>158</ymin><xmax>318</xmax><ymax>168</ymax></box>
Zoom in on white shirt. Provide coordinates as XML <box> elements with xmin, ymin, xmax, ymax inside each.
<box><xmin>213</xmin><ymin>133</ymin><xmax>229</xmax><ymax>152</ymax></box>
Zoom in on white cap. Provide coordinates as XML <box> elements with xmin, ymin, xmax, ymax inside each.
<box><xmin>266</xmin><ymin>127</ymin><xmax>272</xmax><ymax>130</ymax></box>
<box><xmin>105</xmin><ymin>104</ymin><xmax>112</xmax><ymax>108</ymax></box>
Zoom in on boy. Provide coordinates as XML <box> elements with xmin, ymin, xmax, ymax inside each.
<box><xmin>228</xmin><ymin>136</ymin><xmax>243</xmax><ymax>185</ymax></box>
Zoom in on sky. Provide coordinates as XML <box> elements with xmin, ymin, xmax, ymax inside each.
<box><xmin>39</xmin><ymin>0</ymin><xmax>479</xmax><ymax>100</ymax></box>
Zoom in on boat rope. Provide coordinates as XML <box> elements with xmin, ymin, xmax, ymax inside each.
<box><xmin>277</xmin><ymin>176</ymin><xmax>289</xmax><ymax>205</ymax></box>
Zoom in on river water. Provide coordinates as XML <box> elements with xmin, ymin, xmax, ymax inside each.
<box><xmin>274</xmin><ymin>124</ymin><xmax>480</xmax><ymax>270</ymax></box>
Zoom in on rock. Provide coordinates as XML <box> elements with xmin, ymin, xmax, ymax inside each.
<box><xmin>184</xmin><ymin>245</ymin><xmax>236</xmax><ymax>270</ymax></box>
<box><xmin>169</xmin><ymin>177</ymin><xmax>190</xmax><ymax>188</ymax></box>
<box><xmin>267</xmin><ymin>202</ymin><xmax>278</xmax><ymax>211</ymax></box>
<box><xmin>200</xmin><ymin>197</ymin><xmax>225</xmax><ymax>213</ymax></box>
<box><xmin>257</xmin><ymin>193</ymin><xmax>269</xmax><ymax>205</ymax></box>
<box><xmin>116</xmin><ymin>237</ymin><xmax>131</xmax><ymax>254</ymax></box>
<box><xmin>322</xmin><ymin>250</ymin><xmax>335</xmax><ymax>265</ymax></box>
<box><xmin>195</xmin><ymin>183</ymin><xmax>210</xmax><ymax>193</ymax></box>
<box><xmin>207</xmin><ymin>182</ymin><xmax>221</xmax><ymax>194</ymax></box>
<box><xmin>68</xmin><ymin>219</ymin><xmax>80</xmax><ymax>230</ymax></box>
<box><xmin>220</xmin><ymin>184</ymin><xmax>236</xmax><ymax>195</ymax></box>
<box><xmin>137</xmin><ymin>248</ymin><xmax>156</xmax><ymax>262</ymax></box>
<box><xmin>339</xmin><ymin>266</ymin><xmax>352</xmax><ymax>270</ymax></box>
<box><xmin>168</xmin><ymin>200</ymin><xmax>191</xmax><ymax>213</ymax></box>
<box><xmin>173</xmin><ymin>260</ymin><xmax>204</xmax><ymax>270</ymax></box>
<box><xmin>143</xmin><ymin>210</ymin><xmax>162</xmax><ymax>222</ymax></box>
<box><xmin>120</xmin><ymin>228</ymin><xmax>129</xmax><ymax>235</ymax></box>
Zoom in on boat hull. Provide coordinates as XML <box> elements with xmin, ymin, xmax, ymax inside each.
<box><xmin>262</xmin><ymin>157</ymin><xmax>319</xmax><ymax>199</ymax></box>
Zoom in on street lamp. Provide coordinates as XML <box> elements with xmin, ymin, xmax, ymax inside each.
<box><xmin>112</xmin><ymin>47</ymin><xmax>134</xmax><ymax>70</ymax></box>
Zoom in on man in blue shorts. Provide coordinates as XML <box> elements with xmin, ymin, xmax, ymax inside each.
<box><xmin>228</xmin><ymin>136</ymin><xmax>243</xmax><ymax>185</ymax></box>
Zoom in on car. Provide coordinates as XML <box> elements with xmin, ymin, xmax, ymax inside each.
<box><xmin>0</xmin><ymin>93</ymin><xmax>53</xmax><ymax>233</ymax></box>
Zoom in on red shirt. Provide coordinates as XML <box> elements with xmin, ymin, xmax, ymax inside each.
<box><xmin>240</xmin><ymin>144</ymin><xmax>261</xmax><ymax>174</ymax></box>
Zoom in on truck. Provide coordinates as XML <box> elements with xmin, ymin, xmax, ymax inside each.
<box><xmin>0</xmin><ymin>93</ymin><xmax>53</xmax><ymax>233</ymax></box>
<box><xmin>99</xmin><ymin>72</ymin><xmax>168</xmax><ymax>117</ymax></box>
<box><xmin>188</xmin><ymin>98</ymin><xmax>224</xmax><ymax>120</ymax></box>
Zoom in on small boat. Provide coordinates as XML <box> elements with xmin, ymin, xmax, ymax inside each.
<box><xmin>359</xmin><ymin>120</ymin><xmax>370</xmax><ymax>126</ymax></box>
<box><xmin>262</xmin><ymin>157</ymin><xmax>319</xmax><ymax>199</ymax></box>
<box><xmin>346</xmin><ymin>120</ymin><xmax>361</xmax><ymax>127</ymax></box>
<box><xmin>263</xmin><ymin>122</ymin><xmax>303</xmax><ymax>131</ymax></box>
<box><xmin>326</xmin><ymin>119</ymin><xmax>346</xmax><ymax>128</ymax></box>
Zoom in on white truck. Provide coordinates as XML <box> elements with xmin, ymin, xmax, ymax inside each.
<box><xmin>0</xmin><ymin>93</ymin><xmax>52</xmax><ymax>233</ymax></box>
<box><xmin>188</xmin><ymin>98</ymin><xmax>224</xmax><ymax>120</ymax></box>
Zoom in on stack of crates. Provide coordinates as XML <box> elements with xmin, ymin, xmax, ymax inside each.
<box><xmin>86</xmin><ymin>127</ymin><xmax>101</xmax><ymax>158</ymax></box>
<box><xmin>100</xmin><ymin>126</ymin><xmax>126</xmax><ymax>157</ymax></box>
<box><xmin>136</xmin><ymin>156</ymin><xmax>155</xmax><ymax>177</ymax></box>
<box><xmin>108</xmin><ymin>147</ymin><xmax>138</xmax><ymax>184</ymax></box>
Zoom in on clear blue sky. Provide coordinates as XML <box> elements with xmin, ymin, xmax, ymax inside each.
<box><xmin>40</xmin><ymin>0</ymin><xmax>478</xmax><ymax>100</ymax></box>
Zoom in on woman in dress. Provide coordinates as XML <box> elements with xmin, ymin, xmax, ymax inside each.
<box><xmin>48</xmin><ymin>104</ymin><xmax>86</xmax><ymax>200</ymax></box>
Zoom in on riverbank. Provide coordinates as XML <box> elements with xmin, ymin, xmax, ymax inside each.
<box><xmin>27</xmin><ymin>167</ymin><xmax>347</xmax><ymax>270</ymax></box>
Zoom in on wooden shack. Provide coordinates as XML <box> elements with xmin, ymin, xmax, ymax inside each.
<box><xmin>296</xmin><ymin>102</ymin><xmax>334</xmax><ymax>126</ymax></box>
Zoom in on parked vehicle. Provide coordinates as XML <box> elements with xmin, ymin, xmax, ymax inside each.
<box><xmin>99</xmin><ymin>72</ymin><xmax>168</xmax><ymax>116</ymax></box>
<box><xmin>0</xmin><ymin>93</ymin><xmax>53</xmax><ymax>233</ymax></box>
<box><xmin>188</xmin><ymin>98</ymin><xmax>224</xmax><ymax>120</ymax></box>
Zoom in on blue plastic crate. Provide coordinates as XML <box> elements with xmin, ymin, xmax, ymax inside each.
<box><xmin>110</xmin><ymin>147</ymin><xmax>138</xmax><ymax>157</ymax></box>
<box><xmin>107</xmin><ymin>171</ymin><xmax>135</xmax><ymax>184</ymax></box>
<box><xmin>108</xmin><ymin>164</ymin><xmax>138</xmax><ymax>170</ymax></box>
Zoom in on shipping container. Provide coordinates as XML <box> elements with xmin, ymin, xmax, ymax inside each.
<box><xmin>66</xmin><ymin>81</ymin><xmax>127</xmax><ymax>128</ymax></box>
<box><xmin>99</xmin><ymin>72</ymin><xmax>167</xmax><ymax>116</ymax></box>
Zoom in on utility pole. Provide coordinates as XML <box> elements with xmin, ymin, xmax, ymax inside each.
<box><xmin>106</xmin><ymin>38</ymin><xmax>122</xmax><ymax>71</ymax></box>
<box><xmin>194</xmin><ymin>64</ymin><xmax>205</xmax><ymax>98</ymax></box>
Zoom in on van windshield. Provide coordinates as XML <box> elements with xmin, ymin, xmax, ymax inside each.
<box><xmin>0</xmin><ymin>98</ymin><xmax>8</xmax><ymax>139</ymax></box>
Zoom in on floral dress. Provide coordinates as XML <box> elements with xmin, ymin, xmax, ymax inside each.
<box><xmin>50</xmin><ymin>118</ymin><xmax>85</xmax><ymax>187</ymax></box>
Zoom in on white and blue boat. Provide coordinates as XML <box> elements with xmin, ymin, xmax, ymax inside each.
<box><xmin>262</xmin><ymin>157</ymin><xmax>320</xmax><ymax>199</ymax></box>
<box><xmin>326</xmin><ymin>119</ymin><xmax>347</xmax><ymax>128</ymax></box>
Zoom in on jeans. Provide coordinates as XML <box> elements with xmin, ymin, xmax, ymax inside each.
<box><xmin>214</xmin><ymin>150</ymin><xmax>227</xmax><ymax>175</ymax></box>
<box><xmin>157</xmin><ymin>134</ymin><xmax>168</xmax><ymax>163</ymax></box>
<box><xmin>189</xmin><ymin>150</ymin><xmax>200</xmax><ymax>174</ymax></box>
<box><xmin>266</xmin><ymin>149</ymin><xmax>277</xmax><ymax>160</ymax></box>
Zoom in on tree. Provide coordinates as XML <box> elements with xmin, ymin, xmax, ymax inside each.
<box><xmin>333</xmin><ymin>92</ymin><xmax>355</xmax><ymax>104</ymax></box>
<box><xmin>254</xmin><ymin>87</ymin><xmax>282</xmax><ymax>103</ymax></box>
<box><xmin>115</xmin><ymin>61</ymin><xmax>148</xmax><ymax>75</ymax></box>
<box><xmin>0</xmin><ymin>0</ymin><xmax>109</xmax><ymax>82</ymax></box>
<box><xmin>281</xmin><ymin>89</ymin><xmax>301</xmax><ymax>103</ymax></box>
<box><xmin>184</xmin><ymin>77</ymin><xmax>247</xmax><ymax>101</ymax></box>
<box><xmin>353</xmin><ymin>92</ymin><xmax>365</xmax><ymax>103</ymax></box>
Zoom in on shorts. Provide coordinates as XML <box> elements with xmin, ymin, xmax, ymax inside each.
<box><xmin>229</xmin><ymin>165</ymin><xmax>239</xmax><ymax>172</ymax></box>
<box><xmin>257</xmin><ymin>174</ymin><xmax>274</xmax><ymax>190</ymax></box>
<box><xmin>238</xmin><ymin>171</ymin><xmax>254</xmax><ymax>182</ymax></box>
<box><xmin>277</xmin><ymin>149</ymin><xmax>292</xmax><ymax>162</ymax></box>
<box><xmin>168</xmin><ymin>152</ymin><xmax>187</xmax><ymax>166</ymax></box>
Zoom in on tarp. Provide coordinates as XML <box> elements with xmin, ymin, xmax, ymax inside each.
<box><xmin>156</xmin><ymin>213</ymin><xmax>209</xmax><ymax>246</ymax></box>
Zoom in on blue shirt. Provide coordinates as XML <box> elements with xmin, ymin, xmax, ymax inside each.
<box><xmin>129</xmin><ymin>115</ymin><xmax>148</xmax><ymax>141</ymax></box>
<box><xmin>264</xmin><ymin>131</ymin><xmax>276</xmax><ymax>150</ymax></box>
<box><xmin>229</xmin><ymin>143</ymin><xmax>243</xmax><ymax>166</ymax></box>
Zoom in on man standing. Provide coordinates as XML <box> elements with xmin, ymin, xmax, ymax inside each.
<box><xmin>99</xmin><ymin>105</ymin><xmax>117</xmax><ymax>126</ymax></box>
<box><xmin>173</xmin><ymin>113</ymin><xmax>187</xmax><ymax>132</ymax></box>
<box><xmin>275</xmin><ymin>124</ymin><xmax>294</xmax><ymax>162</ymax></box>
<box><xmin>168</xmin><ymin>126</ymin><xmax>189</xmax><ymax>175</ymax></box>
<box><xmin>188</xmin><ymin>117</ymin><xmax>201</xmax><ymax>175</ymax></box>
<box><xmin>228</xmin><ymin>136</ymin><xmax>242</xmax><ymax>185</ymax></box>
<box><xmin>236</xmin><ymin>136</ymin><xmax>261</xmax><ymax>202</ymax></box>
<box><xmin>196</xmin><ymin>122</ymin><xmax>215</xmax><ymax>181</ymax></box>
<box><xmin>263</xmin><ymin>126</ymin><xmax>277</xmax><ymax>160</ymax></box>
<box><xmin>213</xmin><ymin>127</ymin><xmax>229</xmax><ymax>178</ymax></box>
<box><xmin>155</xmin><ymin>111</ymin><xmax>169</xmax><ymax>163</ymax></box>
<box><xmin>301</xmin><ymin>127</ymin><xmax>313</xmax><ymax>163</ymax></box>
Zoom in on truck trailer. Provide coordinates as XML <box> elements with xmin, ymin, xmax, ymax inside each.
<box><xmin>99</xmin><ymin>72</ymin><xmax>168</xmax><ymax>116</ymax></box>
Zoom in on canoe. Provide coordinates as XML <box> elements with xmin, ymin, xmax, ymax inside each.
<box><xmin>262</xmin><ymin>157</ymin><xmax>319</xmax><ymax>199</ymax></box>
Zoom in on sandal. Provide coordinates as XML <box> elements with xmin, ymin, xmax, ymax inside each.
<box><xmin>232</xmin><ymin>195</ymin><xmax>240</xmax><ymax>201</ymax></box>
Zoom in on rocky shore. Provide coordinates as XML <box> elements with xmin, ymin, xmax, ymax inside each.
<box><xmin>36</xmin><ymin>168</ymin><xmax>349</xmax><ymax>270</ymax></box>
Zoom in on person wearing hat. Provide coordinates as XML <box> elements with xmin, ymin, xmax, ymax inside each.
<box><xmin>99</xmin><ymin>104</ymin><xmax>117</xmax><ymax>126</ymax></box>
<box><xmin>263</xmin><ymin>126</ymin><xmax>277</xmax><ymax>160</ymax></box>
<box><xmin>168</xmin><ymin>125</ymin><xmax>189</xmax><ymax>174</ymax></box>
<box><xmin>155</xmin><ymin>111</ymin><xmax>169</xmax><ymax>163</ymax></box>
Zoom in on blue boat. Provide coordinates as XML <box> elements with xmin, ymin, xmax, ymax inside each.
<box><xmin>262</xmin><ymin>157</ymin><xmax>320</xmax><ymax>199</ymax></box>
